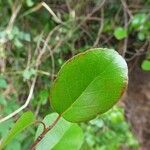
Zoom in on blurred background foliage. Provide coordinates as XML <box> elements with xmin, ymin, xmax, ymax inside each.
<box><xmin>0</xmin><ymin>0</ymin><xmax>150</xmax><ymax>149</ymax></box>
<box><xmin>81</xmin><ymin>107</ymin><xmax>139</xmax><ymax>150</ymax></box>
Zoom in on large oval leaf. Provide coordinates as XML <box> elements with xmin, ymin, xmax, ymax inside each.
<box><xmin>0</xmin><ymin>111</ymin><xmax>35</xmax><ymax>149</ymax></box>
<box><xmin>50</xmin><ymin>48</ymin><xmax>128</xmax><ymax>122</ymax></box>
<box><xmin>35</xmin><ymin>113</ymin><xmax>83</xmax><ymax>150</ymax></box>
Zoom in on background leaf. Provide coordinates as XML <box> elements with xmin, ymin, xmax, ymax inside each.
<box><xmin>53</xmin><ymin>123</ymin><xmax>83</xmax><ymax>150</ymax></box>
<box><xmin>114</xmin><ymin>27</ymin><xmax>127</xmax><ymax>40</ymax></box>
<box><xmin>35</xmin><ymin>113</ymin><xmax>83</xmax><ymax>150</ymax></box>
<box><xmin>0</xmin><ymin>111</ymin><xmax>35</xmax><ymax>149</ymax></box>
<box><xmin>0</xmin><ymin>77</ymin><xmax>7</xmax><ymax>89</ymax></box>
<box><xmin>141</xmin><ymin>60</ymin><xmax>150</xmax><ymax>71</ymax></box>
<box><xmin>50</xmin><ymin>48</ymin><xmax>128</xmax><ymax>122</ymax></box>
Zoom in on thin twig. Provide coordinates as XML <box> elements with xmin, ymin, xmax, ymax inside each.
<box><xmin>30</xmin><ymin>115</ymin><xmax>61</xmax><ymax>150</ymax></box>
<box><xmin>35</xmin><ymin>27</ymin><xmax>57</xmax><ymax>81</ymax></box>
<box><xmin>93</xmin><ymin>8</ymin><xmax>104</xmax><ymax>47</ymax></box>
<box><xmin>46</xmin><ymin>44</ymin><xmax>55</xmax><ymax>81</ymax></box>
<box><xmin>21</xmin><ymin>2</ymin><xmax>43</xmax><ymax>17</ymax></box>
<box><xmin>56</xmin><ymin>0</ymin><xmax>106</xmax><ymax>49</ymax></box>
<box><xmin>40</xmin><ymin>39</ymin><xmax>56</xmax><ymax>81</ymax></box>
<box><xmin>76</xmin><ymin>0</ymin><xmax>106</xmax><ymax>29</ymax></box>
<box><xmin>1</xmin><ymin>70</ymin><xmax>53</xmax><ymax>77</ymax></box>
<box><xmin>0</xmin><ymin>1</ymin><xmax>22</xmax><ymax>73</ymax></box>
<box><xmin>6</xmin><ymin>3</ymin><xmax>22</xmax><ymax>35</ymax></box>
<box><xmin>26</xmin><ymin>46</ymin><xmax>32</xmax><ymax>69</ymax></box>
<box><xmin>120</xmin><ymin>0</ymin><xmax>133</xmax><ymax>19</ymax></box>
<box><xmin>42</xmin><ymin>2</ymin><xmax>62</xmax><ymax>24</ymax></box>
<box><xmin>34</xmin><ymin>31</ymin><xmax>44</xmax><ymax>58</ymax></box>
<box><xmin>0</xmin><ymin>30</ymin><xmax>52</xmax><ymax>123</ymax></box>
<box><xmin>0</xmin><ymin>76</ymin><xmax>37</xmax><ymax>123</ymax></box>
<box><xmin>35</xmin><ymin>104</ymin><xmax>41</xmax><ymax>117</ymax></box>
<box><xmin>34</xmin><ymin>120</ymin><xmax>46</xmax><ymax>131</ymax></box>
<box><xmin>126</xmin><ymin>40</ymin><xmax>149</xmax><ymax>61</ymax></box>
<box><xmin>121</xmin><ymin>0</ymin><xmax>129</xmax><ymax>57</ymax></box>
<box><xmin>79</xmin><ymin>26</ymin><xmax>94</xmax><ymax>41</ymax></box>
<box><xmin>22</xmin><ymin>2</ymin><xmax>62</xmax><ymax>24</ymax></box>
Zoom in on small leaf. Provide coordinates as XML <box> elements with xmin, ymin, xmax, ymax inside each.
<box><xmin>138</xmin><ymin>32</ymin><xmax>145</xmax><ymax>41</ymax></box>
<box><xmin>0</xmin><ymin>77</ymin><xmax>7</xmax><ymax>89</ymax></box>
<box><xmin>141</xmin><ymin>60</ymin><xmax>150</xmax><ymax>71</ymax></box>
<box><xmin>39</xmin><ymin>90</ymin><xmax>49</xmax><ymax>105</ymax></box>
<box><xmin>0</xmin><ymin>120</ymin><xmax>13</xmax><ymax>138</ymax></box>
<box><xmin>35</xmin><ymin>113</ymin><xmax>83</xmax><ymax>150</ymax></box>
<box><xmin>26</xmin><ymin>0</ymin><xmax>34</xmax><ymax>7</ymax></box>
<box><xmin>23</xmin><ymin>68</ymin><xmax>36</xmax><ymax>80</ymax></box>
<box><xmin>0</xmin><ymin>111</ymin><xmax>35</xmax><ymax>149</ymax></box>
<box><xmin>50</xmin><ymin>48</ymin><xmax>128</xmax><ymax>122</ymax></box>
<box><xmin>114</xmin><ymin>27</ymin><xmax>127</xmax><ymax>40</ymax></box>
<box><xmin>5</xmin><ymin>140</ymin><xmax>21</xmax><ymax>150</ymax></box>
<box><xmin>19</xmin><ymin>31</ymin><xmax>31</xmax><ymax>42</ymax></box>
<box><xmin>0</xmin><ymin>95</ymin><xmax>7</xmax><ymax>106</ymax></box>
<box><xmin>14</xmin><ymin>38</ymin><xmax>23</xmax><ymax>48</ymax></box>
<box><xmin>131</xmin><ymin>14</ymin><xmax>147</xmax><ymax>29</ymax></box>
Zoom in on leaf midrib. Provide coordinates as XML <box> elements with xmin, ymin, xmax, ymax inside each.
<box><xmin>61</xmin><ymin>57</ymin><xmax>115</xmax><ymax>115</ymax></box>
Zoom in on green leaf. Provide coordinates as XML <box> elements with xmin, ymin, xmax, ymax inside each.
<box><xmin>131</xmin><ymin>14</ymin><xmax>147</xmax><ymax>29</ymax></box>
<box><xmin>50</xmin><ymin>48</ymin><xmax>128</xmax><ymax>122</ymax></box>
<box><xmin>23</xmin><ymin>68</ymin><xmax>36</xmax><ymax>80</ymax></box>
<box><xmin>35</xmin><ymin>113</ymin><xmax>83</xmax><ymax>150</ymax></box>
<box><xmin>141</xmin><ymin>60</ymin><xmax>150</xmax><ymax>71</ymax></box>
<box><xmin>14</xmin><ymin>38</ymin><xmax>23</xmax><ymax>48</ymax></box>
<box><xmin>38</xmin><ymin>90</ymin><xmax>49</xmax><ymax>105</ymax></box>
<box><xmin>19</xmin><ymin>31</ymin><xmax>31</xmax><ymax>42</ymax></box>
<box><xmin>0</xmin><ymin>111</ymin><xmax>35</xmax><ymax>149</ymax></box>
<box><xmin>114</xmin><ymin>27</ymin><xmax>127</xmax><ymax>40</ymax></box>
<box><xmin>0</xmin><ymin>77</ymin><xmax>7</xmax><ymax>89</ymax></box>
<box><xmin>138</xmin><ymin>32</ymin><xmax>145</xmax><ymax>41</ymax></box>
<box><xmin>26</xmin><ymin>0</ymin><xmax>34</xmax><ymax>7</ymax></box>
<box><xmin>0</xmin><ymin>120</ymin><xmax>14</xmax><ymax>138</ymax></box>
<box><xmin>53</xmin><ymin>123</ymin><xmax>83</xmax><ymax>150</ymax></box>
<box><xmin>0</xmin><ymin>95</ymin><xmax>7</xmax><ymax>106</ymax></box>
<box><xmin>5</xmin><ymin>140</ymin><xmax>21</xmax><ymax>150</ymax></box>
<box><xmin>80</xmin><ymin>142</ymin><xmax>92</xmax><ymax>150</ymax></box>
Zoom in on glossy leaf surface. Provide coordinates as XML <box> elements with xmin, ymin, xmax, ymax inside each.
<box><xmin>50</xmin><ymin>48</ymin><xmax>128</xmax><ymax>122</ymax></box>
